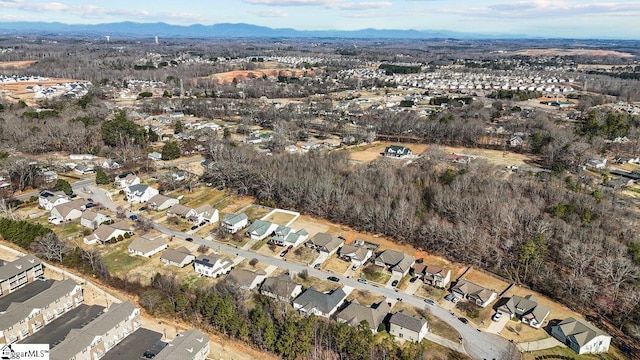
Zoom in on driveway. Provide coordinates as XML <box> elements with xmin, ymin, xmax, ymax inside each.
<box><xmin>485</xmin><ymin>313</ymin><xmax>510</xmax><ymax>334</ymax></box>
<box><xmin>517</xmin><ymin>337</ymin><xmax>562</xmax><ymax>352</ymax></box>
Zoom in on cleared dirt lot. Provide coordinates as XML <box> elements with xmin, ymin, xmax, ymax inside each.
<box><xmin>204</xmin><ymin>68</ymin><xmax>316</xmax><ymax>84</ymax></box>
<box><xmin>0</xmin><ymin>60</ymin><xmax>37</xmax><ymax>69</ymax></box>
<box><xmin>261</xmin><ymin>210</ymin><xmax>297</xmax><ymax>225</ymax></box>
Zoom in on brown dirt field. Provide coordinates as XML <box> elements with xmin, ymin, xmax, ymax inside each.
<box><xmin>289</xmin><ymin>215</ymin><xmax>331</xmax><ymax>237</ymax></box>
<box><xmin>346</xmin><ymin>289</ymin><xmax>385</xmax><ymax>305</ymax></box>
<box><xmin>348</xmin><ymin>141</ymin><xmax>429</xmax><ymax>162</ymax></box>
<box><xmin>261</xmin><ymin>210</ymin><xmax>297</xmax><ymax>225</ymax></box>
<box><xmin>205</xmin><ymin>68</ymin><xmax>316</xmax><ymax>84</ymax></box>
<box><xmin>0</xmin><ymin>77</ymin><xmax>84</xmax><ymax>105</ymax></box>
<box><xmin>0</xmin><ymin>60</ymin><xmax>37</xmax><ymax>69</ymax></box>
<box><xmin>284</xmin><ymin>246</ymin><xmax>318</xmax><ymax>266</ymax></box>
<box><xmin>512</xmin><ymin>48</ymin><xmax>634</xmax><ymax>58</ymax></box>
<box><xmin>462</xmin><ymin>269</ymin><xmax>511</xmax><ymax>293</ymax></box>
<box><xmin>322</xmin><ymin>256</ymin><xmax>350</xmax><ymax>274</ymax></box>
<box><xmin>437</xmin><ymin>145</ymin><xmax>536</xmax><ymax>168</ymax></box>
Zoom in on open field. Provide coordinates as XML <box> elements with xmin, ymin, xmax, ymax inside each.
<box><xmin>0</xmin><ymin>60</ymin><xmax>37</xmax><ymax>69</ymax></box>
<box><xmin>285</xmin><ymin>246</ymin><xmax>318</xmax><ymax>265</ymax></box>
<box><xmin>180</xmin><ymin>186</ymin><xmax>226</xmax><ymax>209</ymax></box>
<box><xmin>261</xmin><ymin>209</ymin><xmax>298</xmax><ymax>225</ymax></box>
<box><xmin>204</xmin><ymin>68</ymin><xmax>316</xmax><ymax>84</ymax></box>
<box><xmin>436</xmin><ymin>145</ymin><xmax>537</xmax><ymax>168</ymax></box>
<box><xmin>241</xmin><ymin>204</ymin><xmax>272</xmax><ymax>221</ymax></box>
<box><xmin>348</xmin><ymin>142</ymin><xmax>429</xmax><ymax>162</ymax></box>
<box><xmin>501</xmin><ymin>319</ymin><xmax>550</xmax><ymax>343</ymax></box>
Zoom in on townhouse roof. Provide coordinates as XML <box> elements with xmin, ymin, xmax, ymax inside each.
<box><xmin>154</xmin><ymin>329</ymin><xmax>209</xmax><ymax>360</ymax></box>
<box><xmin>0</xmin><ymin>255</ymin><xmax>42</xmax><ymax>282</ymax></box>
<box><xmin>51</xmin><ymin>302</ymin><xmax>138</xmax><ymax>360</ymax></box>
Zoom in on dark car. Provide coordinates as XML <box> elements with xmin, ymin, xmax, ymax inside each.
<box><xmin>139</xmin><ymin>206</ymin><xmax>147</xmax><ymax>211</ymax></box>
<box><xmin>190</xmin><ymin>225</ymin><xmax>198</xmax><ymax>230</ymax></box>
<box><xmin>424</xmin><ymin>299</ymin><xmax>435</xmax><ymax>306</ymax></box>
<box><xmin>458</xmin><ymin>317</ymin><xmax>469</xmax><ymax>324</ymax></box>
<box><xmin>391</xmin><ymin>280</ymin><xmax>399</xmax><ymax>287</ymax></box>
<box><xmin>84</xmin><ymin>203</ymin><xmax>95</xmax><ymax>209</ymax></box>
<box><xmin>279</xmin><ymin>250</ymin><xmax>288</xmax><ymax>257</ymax></box>
<box><xmin>185</xmin><ymin>237</ymin><xmax>193</xmax><ymax>242</ymax></box>
<box><xmin>87</xmin><ymin>198</ymin><xmax>94</xmax><ymax>202</ymax></box>
<box><xmin>128</xmin><ymin>214</ymin><xmax>138</xmax><ymax>221</ymax></box>
<box><xmin>357</xmin><ymin>278</ymin><xmax>367</xmax><ymax>284</ymax></box>
<box><xmin>409</xmin><ymin>277</ymin><xmax>417</xmax><ymax>283</ymax></box>
<box><xmin>327</xmin><ymin>276</ymin><xmax>340</xmax><ymax>282</ymax></box>
<box><xmin>313</xmin><ymin>263</ymin><xmax>321</xmax><ymax>269</ymax></box>
<box><xmin>396</xmin><ymin>297</ymin><xmax>403</xmax><ymax>301</ymax></box>
<box><xmin>445</xmin><ymin>293</ymin><xmax>456</xmax><ymax>302</ymax></box>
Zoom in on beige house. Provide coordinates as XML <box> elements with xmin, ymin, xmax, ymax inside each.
<box><xmin>336</xmin><ymin>301</ymin><xmax>391</xmax><ymax>333</ymax></box>
<box><xmin>51</xmin><ymin>301</ymin><xmax>141</xmax><ymax>360</ymax></box>
<box><xmin>305</xmin><ymin>233</ymin><xmax>344</xmax><ymax>256</ymax></box>
<box><xmin>147</xmin><ymin>194</ymin><xmax>179</xmax><ymax>211</ymax></box>
<box><xmin>225</xmin><ymin>269</ymin><xmax>266</xmax><ymax>290</ymax></box>
<box><xmin>83</xmin><ymin>221</ymin><xmax>133</xmax><ymax>245</ymax></box>
<box><xmin>260</xmin><ymin>274</ymin><xmax>302</xmax><ymax>302</ymax></box>
<box><xmin>154</xmin><ymin>329</ymin><xmax>211</xmax><ymax>360</ymax></box>
<box><xmin>389</xmin><ymin>311</ymin><xmax>429</xmax><ymax>342</ymax></box>
<box><xmin>49</xmin><ymin>199</ymin><xmax>85</xmax><ymax>223</ymax></box>
<box><xmin>0</xmin><ymin>255</ymin><xmax>44</xmax><ymax>297</ymax></box>
<box><xmin>160</xmin><ymin>247</ymin><xmax>195</xmax><ymax>268</ymax></box>
<box><xmin>80</xmin><ymin>210</ymin><xmax>112</xmax><ymax>230</ymax></box>
<box><xmin>414</xmin><ymin>264</ymin><xmax>451</xmax><ymax>288</ymax></box>
<box><xmin>128</xmin><ymin>234</ymin><xmax>168</xmax><ymax>258</ymax></box>
<box><xmin>374</xmin><ymin>249</ymin><xmax>415</xmax><ymax>277</ymax></box>
<box><xmin>0</xmin><ymin>279</ymin><xmax>83</xmax><ymax>344</ymax></box>
<box><xmin>451</xmin><ymin>280</ymin><xmax>497</xmax><ymax>307</ymax></box>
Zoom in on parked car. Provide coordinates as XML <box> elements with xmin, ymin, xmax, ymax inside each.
<box><xmin>409</xmin><ymin>277</ymin><xmax>418</xmax><ymax>283</ymax></box>
<box><xmin>492</xmin><ymin>312</ymin><xmax>503</xmax><ymax>322</ymax></box>
<box><xmin>139</xmin><ymin>206</ymin><xmax>147</xmax><ymax>211</ymax></box>
<box><xmin>190</xmin><ymin>225</ymin><xmax>198</xmax><ymax>230</ymax></box>
<box><xmin>279</xmin><ymin>250</ymin><xmax>288</xmax><ymax>257</ymax></box>
<box><xmin>327</xmin><ymin>276</ymin><xmax>340</xmax><ymax>282</ymax></box>
<box><xmin>458</xmin><ymin>317</ymin><xmax>469</xmax><ymax>324</ymax></box>
<box><xmin>128</xmin><ymin>214</ymin><xmax>138</xmax><ymax>221</ymax></box>
<box><xmin>396</xmin><ymin>297</ymin><xmax>403</xmax><ymax>302</ymax></box>
<box><xmin>424</xmin><ymin>299</ymin><xmax>435</xmax><ymax>306</ymax></box>
<box><xmin>313</xmin><ymin>263</ymin><xmax>321</xmax><ymax>269</ymax></box>
<box><xmin>84</xmin><ymin>203</ymin><xmax>95</xmax><ymax>209</ymax></box>
<box><xmin>351</xmin><ymin>264</ymin><xmax>358</xmax><ymax>271</ymax></box>
<box><xmin>391</xmin><ymin>280</ymin><xmax>399</xmax><ymax>287</ymax></box>
<box><xmin>357</xmin><ymin>278</ymin><xmax>367</xmax><ymax>284</ymax></box>
<box><xmin>445</xmin><ymin>293</ymin><xmax>456</xmax><ymax>302</ymax></box>
<box><xmin>185</xmin><ymin>237</ymin><xmax>193</xmax><ymax>242</ymax></box>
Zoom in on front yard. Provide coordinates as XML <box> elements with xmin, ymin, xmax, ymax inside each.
<box><xmin>284</xmin><ymin>246</ymin><xmax>318</xmax><ymax>265</ymax></box>
<box><xmin>322</xmin><ymin>256</ymin><xmax>350</xmax><ymax>274</ymax></box>
<box><xmin>360</xmin><ymin>264</ymin><xmax>391</xmax><ymax>284</ymax></box>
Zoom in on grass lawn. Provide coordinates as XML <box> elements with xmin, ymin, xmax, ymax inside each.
<box><xmin>294</xmin><ymin>273</ymin><xmax>337</xmax><ymax>293</ymax></box>
<box><xmin>361</xmin><ymin>264</ymin><xmax>391</xmax><ymax>285</ymax></box>
<box><xmin>256</xmin><ymin>242</ymin><xmax>282</xmax><ymax>257</ymax></box>
<box><xmin>415</xmin><ymin>286</ymin><xmax>447</xmax><ymax>304</ymax></box>
<box><xmin>396</xmin><ymin>274</ymin><xmax>413</xmax><ymax>291</ymax></box>
<box><xmin>521</xmin><ymin>346</ymin><xmax>622</xmax><ymax>360</ymax></box>
<box><xmin>425</xmin><ymin>310</ymin><xmax>462</xmax><ymax>343</ymax></box>
<box><xmin>100</xmin><ymin>238</ymin><xmax>146</xmax><ymax>276</ymax></box>
<box><xmin>251</xmin><ymin>239</ymin><xmax>268</xmax><ymax>251</ymax></box>
<box><xmin>346</xmin><ymin>289</ymin><xmax>385</xmax><ymax>306</ymax></box>
<box><xmin>322</xmin><ymin>256</ymin><xmax>349</xmax><ymax>274</ymax></box>
<box><xmin>261</xmin><ymin>210</ymin><xmax>297</xmax><ymax>225</ymax></box>
<box><xmin>242</xmin><ymin>204</ymin><xmax>272</xmax><ymax>222</ymax></box>
<box><xmin>285</xmin><ymin>246</ymin><xmax>318</xmax><ymax>265</ymax></box>
<box><xmin>182</xmin><ymin>187</ymin><xmax>226</xmax><ymax>209</ymax></box>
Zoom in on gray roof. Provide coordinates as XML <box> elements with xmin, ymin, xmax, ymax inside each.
<box><xmin>167</xmin><ymin>204</ymin><xmax>194</xmax><ymax>217</ymax></box>
<box><xmin>0</xmin><ymin>280</ymin><xmax>54</xmax><ymax>312</ymax></box>
<box><xmin>555</xmin><ymin>317</ymin><xmax>610</xmax><ymax>347</ymax></box>
<box><xmin>148</xmin><ymin>194</ymin><xmax>177</xmax><ymax>208</ymax></box>
<box><xmin>222</xmin><ymin>213</ymin><xmax>248</xmax><ymax>226</ymax></box>
<box><xmin>376</xmin><ymin>249</ymin><xmax>415</xmax><ymax>273</ymax></box>
<box><xmin>247</xmin><ymin>220</ymin><xmax>275</xmax><ymax>237</ymax></box>
<box><xmin>294</xmin><ymin>287</ymin><xmax>347</xmax><ymax>314</ymax></box>
<box><xmin>154</xmin><ymin>329</ymin><xmax>209</xmax><ymax>360</ymax></box>
<box><xmin>225</xmin><ymin>269</ymin><xmax>266</xmax><ymax>288</ymax></box>
<box><xmin>0</xmin><ymin>280</ymin><xmax>80</xmax><ymax>330</ymax></box>
<box><xmin>336</xmin><ymin>301</ymin><xmax>390</xmax><ymax>329</ymax></box>
<box><xmin>51</xmin><ymin>302</ymin><xmax>138</xmax><ymax>360</ymax></box>
<box><xmin>389</xmin><ymin>311</ymin><xmax>427</xmax><ymax>333</ymax></box>
<box><xmin>128</xmin><ymin>235</ymin><xmax>167</xmax><ymax>254</ymax></box>
<box><xmin>498</xmin><ymin>294</ymin><xmax>549</xmax><ymax>323</ymax></box>
<box><xmin>0</xmin><ymin>255</ymin><xmax>41</xmax><ymax>282</ymax></box>
<box><xmin>260</xmin><ymin>274</ymin><xmax>300</xmax><ymax>299</ymax></box>
<box><xmin>127</xmin><ymin>184</ymin><xmax>149</xmax><ymax>194</ymax></box>
<box><xmin>160</xmin><ymin>247</ymin><xmax>193</xmax><ymax>264</ymax></box>
<box><xmin>307</xmin><ymin>233</ymin><xmax>344</xmax><ymax>252</ymax></box>
<box><xmin>451</xmin><ymin>280</ymin><xmax>496</xmax><ymax>303</ymax></box>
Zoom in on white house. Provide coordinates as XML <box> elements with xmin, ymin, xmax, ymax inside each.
<box><xmin>147</xmin><ymin>194</ymin><xmax>179</xmax><ymax>211</ymax></box>
<box><xmin>551</xmin><ymin>317</ymin><xmax>611</xmax><ymax>354</ymax></box>
<box><xmin>389</xmin><ymin>311</ymin><xmax>429</xmax><ymax>342</ymax></box>
<box><xmin>160</xmin><ymin>246</ymin><xmax>195</xmax><ymax>268</ymax></box>
<box><xmin>220</xmin><ymin>213</ymin><xmax>248</xmax><ymax>234</ymax></box>
<box><xmin>84</xmin><ymin>221</ymin><xmax>133</xmax><ymax>245</ymax></box>
<box><xmin>191</xmin><ymin>205</ymin><xmax>219</xmax><ymax>224</ymax></box>
<box><xmin>38</xmin><ymin>190</ymin><xmax>70</xmax><ymax>211</ymax></box>
<box><xmin>125</xmin><ymin>184</ymin><xmax>159</xmax><ymax>203</ymax></box>
<box><xmin>42</xmin><ymin>170</ymin><xmax>58</xmax><ymax>183</ymax></box>
<box><xmin>270</xmin><ymin>226</ymin><xmax>308</xmax><ymax>247</ymax></box>
<box><xmin>81</xmin><ymin>210</ymin><xmax>112</xmax><ymax>230</ymax></box>
<box><xmin>339</xmin><ymin>242</ymin><xmax>374</xmax><ymax>267</ymax></box>
<box><xmin>246</xmin><ymin>220</ymin><xmax>279</xmax><ymax>241</ymax></box>
<box><xmin>114</xmin><ymin>173</ymin><xmax>140</xmax><ymax>189</ymax></box>
<box><xmin>128</xmin><ymin>234</ymin><xmax>168</xmax><ymax>257</ymax></box>
<box><xmin>414</xmin><ymin>264</ymin><xmax>452</xmax><ymax>288</ymax></box>
<box><xmin>193</xmin><ymin>254</ymin><xmax>233</xmax><ymax>277</ymax></box>
<box><xmin>49</xmin><ymin>199</ymin><xmax>85</xmax><ymax>223</ymax></box>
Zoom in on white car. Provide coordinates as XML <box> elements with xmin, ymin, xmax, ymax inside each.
<box><xmin>492</xmin><ymin>312</ymin><xmax>503</xmax><ymax>322</ymax></box>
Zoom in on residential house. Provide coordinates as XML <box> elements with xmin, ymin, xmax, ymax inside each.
<box><xmin>153</xmin><ymin>329</ymin><xmax>210</xmax><ymax>360</ymax></box>
<box><xmin>246</xmin><ymin>220</ymin><xmax>279</xmax><ymax>241</ymax></box>
<box><xmin>125</xmin><ymin>184</ymin><xmax>159</xmax><ymax>203</ymax></box>
<box><xmin>305</xmin><ymin>233</ymin><xmax>345</xmax><ymax>256</ymax></box>
<box><xmin>190</xmin><ymin>205</ymin><xmax>219</xmax><ymax>224</ymax></box>
<box><xmin>148</xmin><ymin>152</ymin><xmax>162</xmax><ymax>161</ymax></box>
<box><xmin>225</xmin><ymin>268</ymin><xmax>267</xmax><ymax>290</ymax></box>
<box><xmin>496</xmin><ymin>294</ymin><xmax>550</xmax><ymax>329</ymax></box>
<box><xmin>42</xmin><ymin>170</ymin><xmax>58</xmax><ymax>183</ymax></box>
<box><xmin>83</xmin><ymin>221</ymin><xmax>133</xmax><ymax>245</ymax></box>
<box><xmin>0</xmin><ymin>255</ymin><xmax>44</xmax><ymax>296</ymax></box>
<box><xmin>585</xmin><ymin>158</ymin><xmax>608</xmax><ymax>169</ymax></box>
<box><xmin>80</xmin><ymin>210</ymin><xmax>112</xmax><ymax>230</ymax></box>
<box><xmin>49</xmin><ymin>199</ymin><xmax>85</xmax><ymax>223</ymax></box>
<box><xmin>389</xmin><ymin>311</ymin><xmax>429</xmax><ymax>342</ymax></box>
<box><xmin>259</xmin><ymin>274</ymin><xmax>302</xmax><ymax>302</ymax></box>
<box><xmin>336</xmin><ymin>301</ymin><xmax>391</xmax><ymax>333</ymax></box>
<box><xmin>270</xmin><ymin>226</ymin><xmax>308</xmax><ymax>247</ymax></box>
<box><xmin>128</xmin><ymin>234</ymin><xmax>168</xmax><ymax>258</ymax></box>
<box><xmin>101</xmin><ymin>159</ymin><xmax>121</xmax><ymax>170</ymax></box>
<box><xmin>38</xmin><ymin>190</ymin><xmax>69</xmax><ymax>211</ymax></box>
<box><xmin>384</xmin><ymin>145</ymin><xmax>412</xmax><ymax>158</ymax></box>
<box><xmin>551</xmin><ymin>317</ymin><xmax>611</xmax><ymax>354</ymax></box>
<box><xmin>50</xmin><ymin>301</ymin><xmax>142</xmax><ymax>360</ymax></box>
<box><xmin>293</xmin><ymin>287</ymin><xmax>347</xmax><ymax>318</ymax></box>
<box><xmin>339</xmin><ymin>241</ymin><xmax>375</xmax><ymax>267</ymax></box>
<box><xmin>450</xmin><ymin>280</ymin><xmax>497</xmax><ymax>307</ymax></box>
<box><xmin>167</xmin><ymin>204</ymin><xmax>196</xmax><ymax>219</ymax></box>
<box><xmin>0</xmin><ymin>279</ymin><xmax>83</xmax><ymax>344</ymax></box>
<box><xmin>147</xmin><ymin>194</ymin><xmax>179</xmax><ymax>211</ymax></box>
<box><xmin>509</xmin><ymin>135</ymin><xmax>524</xmax><ymax>147</ymax></box>
<box><xmin>114</xmin><ymin>172</ymin><xmax>140</xmax><ymax>189</ymax></box>
<box><xmin>374</xmin><ymin>250</ymin><xmax>415</xmax><ymax>277</ymax></box>
<box><xmin>160</xmin><ymin>247</ymin><xmax>195</xmax><ymax>268</ymax></box>
<box><xmin>220</xmin><ymin>213</ymin><xmax>248</xmax><ymax>234</ymax></box>
<box><xmin>413</xmin><ymin>264</ymin><xmax>451</xmax><ymax>288</ymax></box>
<box><xmin>74</xmin><ymin>162</ymin><xmax>95</xmax><ymax>175</ymax></box>
<box><xmin>193</xmin><ymin>254</ymin><xmax>233</xmax><ymax>278</ymax></box>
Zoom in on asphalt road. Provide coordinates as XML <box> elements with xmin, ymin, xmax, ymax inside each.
<box><xmin>85</xmin><ymin>184</ymin><xmax>519</xmax><ymax>360</ymax></box>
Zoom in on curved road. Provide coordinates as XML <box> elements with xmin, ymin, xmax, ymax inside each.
<box><xmin>86</xmin><ymin>184</ymin><xmax>519</xmax><ymax>360</ymax></box>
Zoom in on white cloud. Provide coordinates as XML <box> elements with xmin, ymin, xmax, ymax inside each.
<box><xmin>244</xmin><ymin>0</ymin><xmax>391</xmax><ymax>10</ymax></box>
<box><xmin>436</xmin><ymin>1</ymin><xmax>640</xmax><ymax>18</ymax></box>
<box><xmin>250</xmin><ymin>8</ymin><xmax>289</xmax><ymax>17</ymax></box>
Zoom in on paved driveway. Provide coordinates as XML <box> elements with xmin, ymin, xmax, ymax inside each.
<box><xmin>485</xmin><ymin>313</ymin><xmax>510</xmax><ymax>334</ymax></box>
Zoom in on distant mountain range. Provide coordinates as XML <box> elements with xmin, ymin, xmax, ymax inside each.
<box><xmin>0</xmin><ymin>21</ymin><xmax>532</xmax><ymax>40</ymax></box>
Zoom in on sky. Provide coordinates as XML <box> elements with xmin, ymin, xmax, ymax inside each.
<box><xmin>0</xmin><ymin>0</ymin><xmax>638</xmax><ymax>38</ymax></box>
